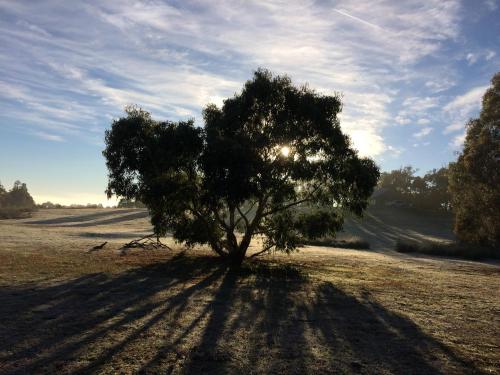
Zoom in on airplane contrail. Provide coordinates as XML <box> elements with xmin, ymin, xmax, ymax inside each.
<box><xmin>333</xmin><ymin>8</ymin><xmax>386</xmax><ymax>31</ymax></box>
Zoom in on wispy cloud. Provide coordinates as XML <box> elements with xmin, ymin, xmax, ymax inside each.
<box><xmin>485</xmin><ymin>50</ymin><xmax>496</xmax><ymax>60</ymax></box>
<box><xmin>443</xmin><ymin>85</ymin><xmax>487</xmax><ymax>129</ymax></box>
<box><xmin>466</xmin><ymin>53</ymin><xmax>478</xmax><ymax>65</ymax></box>
<box><xmin>0</xmin><ymin>0</ymin><xmax>468</xmax><ymax>160</ymax></box>
<box><xmin>444</xmin><ymin>122</ymin><xmax>464</xmax><ymax>134</ymax></box>
<box><xmin>413</xmin><ymin>127</ymin><xmax>433</xmax><ymax>138</ymax></box>
<box><xmin>32</xmin><ymin>131</ymin><xmax>65</xmax><ymax>142</ymax></box>
<box><xmin>450</xmin><ymin>131</ymin><xmax>466</xmax><ymax>149</ymax></box>
<box><xmin>485</xmin><ymin>0</ymin><xmax>498</xmax><ymax>11</ymax></box>
<box><xmin>443</xmin><ymin>85</ymin><xmax>488</xmax><ymax>149</ymax></box>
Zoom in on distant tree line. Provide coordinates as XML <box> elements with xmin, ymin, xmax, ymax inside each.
<box><xmin>0</xmin><ymin>180</ymin><xmax>37</xmax><ymax>218</ymax></box>
<box><xmin>37</xmin><ymin>202</ymin><xmax>104</xmax><ymax>209</ymax></box>
<box><xmin>375</xmin><ymin>166</ymin><xmax>451</xmax><ymax>212</ymax></box>
<box><xmin>117</xmin><ymin>199</ymin><xmax>145</xmax><ymax>208</ymax></box>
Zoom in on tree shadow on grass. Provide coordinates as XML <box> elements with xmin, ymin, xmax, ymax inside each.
<box><xmin>0</xmin><ymin>253</ymin><xmax>486</xmax><ymax>374</ymax></box>
<box><xmin>27</xmin><ymin>209</ymin><xmax>139</xmax><ymax>225</ymax></box>
<box><xmin>27</xmin><ymin>210</ymin><xmax>149</xmax><ymax>227</ymax></box>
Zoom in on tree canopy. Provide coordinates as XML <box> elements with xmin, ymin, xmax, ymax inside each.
<box><xmin>449</xmin><ymin>72</ymin><xmax>500</xmax><ymax>248</ymax></box>
<box><xmin>103</xmin><ymin>69</ymin><xmax>380</xmax><ymax>264</ymax></box>
<box><xmin>0</xmin><ymin>180</ymin><xmax>37</xmax><ymax>219</ymax></box>
<box><xmin>377</xmin><ymin>166</ymin><xmax>451</xmax><ymax>211</ymax></box>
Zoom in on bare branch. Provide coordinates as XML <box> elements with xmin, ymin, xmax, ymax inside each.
<box><xmin>261</xmin><ymin>184</ymin><xmax>323</xmax><ymax>217</ymax></box>
<box><xmin>236</xmin><ymin>205</ymin><xmax>250</xmax><ymax>228</ymax></box>
<box><xmin>213</xmin><ymin>209</ymin><xmax>229</xmax><ymax>231</ymax></box>
<box><xmin>249</xmin><ymin>243</ymin><xmax>274</xmax><ymax>258</ymax></box>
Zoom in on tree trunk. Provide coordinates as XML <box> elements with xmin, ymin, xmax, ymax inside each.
<box><xmin>227</xmin><ymin>248</ymin><xmax>246</xmax><ymax>267</ymax></box>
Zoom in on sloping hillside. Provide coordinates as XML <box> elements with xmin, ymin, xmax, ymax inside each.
<box><xmin>340</xmin><ymin>206</ymin><xmax>455</xmax><ymax>250</ymax></box>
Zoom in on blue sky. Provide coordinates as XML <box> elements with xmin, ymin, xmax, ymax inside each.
<box><xmin>0</xmin><ymin>0</ymin><xmax>499</xmax><ymax>205</ymax></box>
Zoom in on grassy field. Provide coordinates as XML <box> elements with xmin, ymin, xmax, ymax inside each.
<box><xmin>0</xmin><ymin>209</ymin><xmax>499</xmax><ymax>374</ymax></box>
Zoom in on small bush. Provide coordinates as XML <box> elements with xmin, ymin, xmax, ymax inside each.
<box><xmin>0</xmin><ymin>208</ymin><xmax>33</xmax><ymax>219</ymax></box>
<box><xmin>395</xmin><ymin>240</ymin><xmax>499</xmax><ymax>260</ymax></box>
<box><xmin>301</xmin><ymin>236</ymin><xmax>370</xmax><ymax>250</ymax></box>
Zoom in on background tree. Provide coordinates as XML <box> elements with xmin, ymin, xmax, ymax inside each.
<box><xmin>449</xmin><ymin>72</ymin><xmax>500</xmax><ymax>247</ymax></box>
<box><xmin>422</xmin><ymin>168</ymin><xmax>451</xmax><ymax>211</ymax></box>
<box><xmin>104</xmin><ymin>70</ymin><xmax>380</xmax><ymax>264</ymax></box>
<box><xmin>0</xmin><ymin>181</ymin><xmax>5</xmax><ymax>203</ymax></box>
<box><xmin>376</xmin><ymin>166</ymin><xmax>451</xmax><ymax>211</ymax></box>
<box><xmin>4</xmin><ymin>181</ymin><xmax>36</xmax><ymax>209</ymax></box>
<box><xmin>0</xmin><ymin>180</ymin><xmax>37</xmax><ymax>219</ymax></box>
<box><xmin>117</xmin><ymin>198</ymin><xmax>145</xmax><ymax>208</ymax></box>
<box><xmin>378</xmin><ymin>166</ymin><xmax>415</xmax><ymax>203</ymax></box>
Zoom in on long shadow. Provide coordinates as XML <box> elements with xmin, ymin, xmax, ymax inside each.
<box><xmin>342</xmin><ymin>208</ymin><xmax>455</xmax><ymax>250</ymax></box>
<box><xmin>0</xmin><ymin>256</ymin><xmax>487</xmax><ymax>374</ymax></box>
<box><xmin>28</xmin><ymin>211</ymin><xmax>149</xmax><ymax>227</ymax></box>
<box><xmin>0</xmin><ymin>253</ymin><xmax>223</xmax><ymax>374</ymax></box>
<box><xmin>67</xmin><ymin>211</ymin><xmax>150</xmax><ymax>227</ymax></box>
<box><xmin>27</xmin><ymin>209</ymin><xmax>140</xmax><ymax>225</ymax></box>
<box><xmin>75</xmin><ymin>231</ymin><xmax>152</xmax><ymax>239</ymax></box>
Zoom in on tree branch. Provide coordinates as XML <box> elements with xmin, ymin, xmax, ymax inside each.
<box><xmin>213</xmin><ymin>209</ymin><xmax>229</xmax><ymax>231</ymax></box>
<box><xmin>261</xmin><ymin>184</ymin><xmax>322</xmax><ymax>217</ymax></box>
<box><xmin>249</xmin><ymin>243</ymin><xmax>274</xmax><ymax>258</ymax></box>
<box><xmin>235</xmin><ymin>205</ymin><xmax>249</xmax><ymax>228</ymax></box>
<box><xmin>234</xmin><ymin>199</ymin><xmax>257</xmax><ymax>228</ymax></box>
<box><xmin>190</xmin><ymin>206</ymin><xmax>228</xmax><ymax>257</ymax></box>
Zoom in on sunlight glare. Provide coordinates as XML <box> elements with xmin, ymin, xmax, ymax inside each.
<box><xmin>281</xmin><ymin>146</ymin><xmax>290</xmax><ymax>157</ymax></box>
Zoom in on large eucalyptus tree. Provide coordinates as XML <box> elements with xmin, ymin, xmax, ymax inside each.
<box><xmin>103</xmin><ymin>69</ymin><xmax>379</xmax><ymax>265</ymax></box>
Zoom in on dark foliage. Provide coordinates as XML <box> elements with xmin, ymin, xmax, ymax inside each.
<box><xmin>300</xmin><ymin>237</ymin><xmax>370</xmax><ymax>249</ymax></box>
<box><xmin>448</xmin><ymin>72</ymin><xmax>500</xmax><ymax>248</ymax></box>
<box><xmin>0</xmin><ymin>180</ymin><xmax>36</xmax><ymax>219</ymax></box>
<box><xmin>103</xmin><ymin>69</ymin><xmax>380</xmax><ymax>264</ymax></box>
<box><xmin>376</xmin><ymin>166</ymin><xmax>451</xmax><ymax>211</ymax></box>
<box><xmin>395</xmin><ymin>239</ymin><xmax>498</xmax><ymax>260</ymax></box>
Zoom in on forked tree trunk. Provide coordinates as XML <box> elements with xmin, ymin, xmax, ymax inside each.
<box><xmin>224</xmin><ymin>236</ymin><xmax>248</xmax><ymax>267</ymax></box>
<box><xmin>216</xmin><ymin>198</ymin><xmax>265</xmax><ymax>267</ymax></box>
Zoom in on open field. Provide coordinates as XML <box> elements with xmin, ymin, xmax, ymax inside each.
<box><xmin>0</xmin><ymin>209</ymin><xmax>499</xmax><ymax>374</ymax></box>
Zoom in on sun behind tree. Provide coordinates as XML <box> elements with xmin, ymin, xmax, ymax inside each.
<box><xmin>103</xmin><ymin>69</ymin><xmax>380</xmax><ymax>265</ymax></box>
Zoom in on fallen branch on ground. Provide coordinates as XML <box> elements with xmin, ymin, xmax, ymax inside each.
<box><xmin>120</xmin><ymin>234</ymin><xmax>171</xmax><ymax>254</ymax></box>
<box><xmin>88</xmin><ymin>241</ymin><xmax>108</xmax><ymax>252</ymax></box>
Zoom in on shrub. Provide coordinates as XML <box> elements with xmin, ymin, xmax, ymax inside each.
<box><xmin>0</xmin><ymin>208</ymin><xmax>33</xmax><ymax>219</ymax></box>
<box><xmin>395</xmin><ymin>240</ymin><xmax>498</xmax><ymax>260</ymax></box>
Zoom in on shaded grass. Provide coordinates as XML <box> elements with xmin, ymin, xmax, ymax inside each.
<box><xmin>395</xmin><ymin>239</ymin><xmax>499</xmax><ymax>260</ymax></box>
<box><xmin>0</xmin><ymin>248</ymin><xmax>493</xmax><ymax>375</ymax></box>
<box><xmin>238</xmin><ymin>259</ymin><xmax>308</xmax><ymax>280</ymax></box>
<box><xmin>301</xmin><ymin>236</ymin><xmax>370</xmax><ymax>249</ymax></box>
